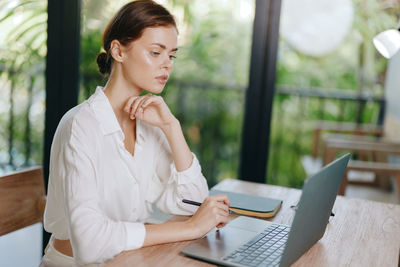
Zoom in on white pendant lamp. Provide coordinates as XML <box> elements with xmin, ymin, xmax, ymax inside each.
<box><xmin>373</xmin><ymin>21</ymin><xmax>400</xmax><ymax>59</ymax></box>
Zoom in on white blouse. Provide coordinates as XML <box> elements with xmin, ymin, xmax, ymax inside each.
<box><xmin>43</xmin><ymin>87</ymin><xmax>209</xmax><ymax>265</ymax></box>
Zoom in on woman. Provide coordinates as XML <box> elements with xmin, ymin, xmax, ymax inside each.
<box><xmin>40</xmin><ymin>1</ymin><xmax>230</xmax><ymax>266</ymax></box>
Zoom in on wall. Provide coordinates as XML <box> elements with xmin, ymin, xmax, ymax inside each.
<box><xmin>384</xmin><ymin>51</ymin><xmax>400</xmax><ymax>141</ymax></box>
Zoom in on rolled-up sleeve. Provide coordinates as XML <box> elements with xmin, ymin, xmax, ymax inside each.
<box><xmin>62</xmin><ymin>119</ymin><xmax>146</xmax><ymax>265</ymax></box>
<box><xmin>154</xmin><ymin>134</ymin><xmax>209</xmax><ymax>215</ymax></box>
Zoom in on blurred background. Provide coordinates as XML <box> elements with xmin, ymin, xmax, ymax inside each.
<box><xmin>0</xmin><ymin>1</ymin><xmax>399</xmax><ymax>265</ymax></box>
<box><xmin>0</xmin><ymin>0</ymin><xmax>398</xmax><ymax>186</ymax></box>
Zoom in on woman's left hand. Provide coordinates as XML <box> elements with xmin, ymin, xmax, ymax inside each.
<box><xmin>124</xmin><ymin>94</ymin><xmax>176</xmax><ymax>129</ymax></box>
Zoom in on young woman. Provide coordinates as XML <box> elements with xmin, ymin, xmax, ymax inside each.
<box><xmin>40</xmin><ymin>1</ymin><xmax>230</xmax><ymax>266</ymax></box>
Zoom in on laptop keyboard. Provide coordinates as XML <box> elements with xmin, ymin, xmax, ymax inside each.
<box><xmin>223</xmin><ymin>224</ymin><xmax>290</xmax><ymax>267</ymax></box>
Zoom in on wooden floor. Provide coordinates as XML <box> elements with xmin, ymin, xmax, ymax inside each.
<box><xmin>1</xmin><ymin>184</ymin><xmax>397</xmax><ymax>267</ymax></box>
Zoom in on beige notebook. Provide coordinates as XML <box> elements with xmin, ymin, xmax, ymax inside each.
<box><xmin>209</xmin><ymin>189</ymin><xmax>282</xmax><ymax>218</ymax></box>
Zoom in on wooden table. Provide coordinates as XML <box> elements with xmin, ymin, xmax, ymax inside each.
<box><xmin>105</xmin><ymin>179</ymin><xmax>400</xmax><ymax>267</ymax></box>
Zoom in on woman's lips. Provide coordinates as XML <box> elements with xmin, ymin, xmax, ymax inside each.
<box><xmin>156</xmin><ymin>75</ymin><xmax>168</xmax><ymax>85</ymax></box>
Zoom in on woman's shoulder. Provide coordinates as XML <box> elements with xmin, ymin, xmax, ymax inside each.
<box><xmin>57</xmin><ymin>101</ymin><xmax>100</xmax><ymax>138</ymax></box>
<box><xmin>56</xmin><ymin>92</ymin><xmax>104</xmax><ymax>141</ymax></box>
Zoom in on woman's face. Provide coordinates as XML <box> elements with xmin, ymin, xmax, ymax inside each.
<box><xmin>120</xmin><ymin>26</ymin><xmax>178</xmax><ymax>94</ymax></box>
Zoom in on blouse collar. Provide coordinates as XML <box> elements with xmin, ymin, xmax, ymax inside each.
<box><xmin>89</xmin><ymin>86</ymin><xmax>145</xmax><ymax>144</ymax></box>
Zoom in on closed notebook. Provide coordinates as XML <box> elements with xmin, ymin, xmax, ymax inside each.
<box><xmin>209</xmin><ymin>189</ymin><xmax>282</xmax><ymax>218</ymax></box>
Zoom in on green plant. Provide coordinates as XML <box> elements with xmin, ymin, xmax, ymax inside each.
<box><xmin>0</xmin><ymin>0</ymin><xmax>46</xmax><ymax>169</ymax></box>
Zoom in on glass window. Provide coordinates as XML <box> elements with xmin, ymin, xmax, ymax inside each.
<box><xmin>269</xmin><ymin>0</ymin><xmax>399</xmax><ymax>187</ymax></box>
<box><xmin>0</xmin><ymin>0</ymin><xmax>47</xmax><ymax>174</ymax></box>
<box><xmin>80</xmin><ymin>0</ymin><xmax>255</xmax><ymax>186</ymax></box>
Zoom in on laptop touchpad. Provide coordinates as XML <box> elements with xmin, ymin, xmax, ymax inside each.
<box><xmin>228</xmin><ymin>215</ymin><xmax>272</xmax><ymax>232</ymax></box>
<box><xmin>182</xmin><ymin>216</ymin><xmax>272</xmax><ymax>260</ymax></box>
<box><xmin>183</xmin><ymin>226</ymin><xmax>258</xmax><ymax>260</ymax></box>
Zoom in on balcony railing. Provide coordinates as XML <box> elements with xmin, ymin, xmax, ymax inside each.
<box><xmin>0</xmin><ymin>70</ymin><xmax>385</xmax><ymax>187</ymax></box>
<box><xmin>268</xmin><ymin>86</ymin><xmax>384</xmax><ymax>187</ymax></box>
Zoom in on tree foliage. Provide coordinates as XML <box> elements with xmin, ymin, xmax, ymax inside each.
<box><xmin>0</xmin><ymin>0</ymin><xmax>398</xmax><ymax>187</ymax></box>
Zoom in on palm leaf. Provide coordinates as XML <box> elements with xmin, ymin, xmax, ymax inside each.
<box><xmin>7</xmin><ymin>7</ymin><xmax>46</xmax><ymax>38</ymax></box>
<box><xmin>10</xmin><ymin>19</ymin><xmax>46</xmax><ymax>43</ymax></box>
<box><xmin>0</xmin><ymin>0</ymin><xmax>41</xmax><ymax>24</ymax></box>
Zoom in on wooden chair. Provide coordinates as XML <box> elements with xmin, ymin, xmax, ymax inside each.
<box><xmin>322</xmin><ymin>136</ymin><xmax>400</xmax><ymax>201</ymax></box>
<box><xmin>311</xmin><ymin>120</ymin><xmax>383</xmax><ymax>158</ymax></box>
<box><xmin>302</xmin><ymin>120</ymin><xmax>385</xmax><ymax>180</ymax></box>
<box><xmin>0</xmin><ymin>166</ymin><xmax>46</xmax><ymax>236</ymax></box>
<box><xmin>309</xmin><ymin>120</ymin><xmax>391</xmax><ymax>180</ymax></box>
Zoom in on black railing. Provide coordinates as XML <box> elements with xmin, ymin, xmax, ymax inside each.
<box><xmin>277</xmin><ymin>86</ymin><xmax>385</xmax><ymax>125</ymax></box>
<box><xmin>268</xmin><ymin>86</ymin><xmax>385</xmax><ymax>187</ymax></box>
<box><xmin>0</xmin><ymin>72</ymin><xmax>385</xmax><ymax>187</ymax></box>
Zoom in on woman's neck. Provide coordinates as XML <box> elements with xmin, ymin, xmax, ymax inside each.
<box><xmin>104</xmin><ymin>73</ymin><xmax>142</xmax><ymax>124</ymax></box>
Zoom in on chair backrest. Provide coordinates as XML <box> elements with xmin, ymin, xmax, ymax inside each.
<box><xmin>0</xmin><ymin>166</ymin><xmax>45</xmax><ymax>236</ymax></box>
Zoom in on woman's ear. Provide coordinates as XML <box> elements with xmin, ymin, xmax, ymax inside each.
<box><xmin>110</xmin><ymin>40</ymin><xmax>124</xmax><ymax>63</ymax></box>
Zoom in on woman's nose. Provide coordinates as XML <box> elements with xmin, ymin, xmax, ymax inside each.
<box><xmin>161</xmin><ymin>55</ymin><xmax>173</xmax><ymax>69</ymax></box>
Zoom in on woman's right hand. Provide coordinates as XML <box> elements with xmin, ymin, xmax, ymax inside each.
<box><xmin>185</xmin><ymin>194</ymin><xmax>230</xmax><ymax>238</ymax></box>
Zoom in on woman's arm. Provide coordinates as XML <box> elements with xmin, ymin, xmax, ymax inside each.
<box><xmin>60</xmin><ymin>119</ymin><xmax>147</xmax><ymax>265</ymax></box>
<box><xmin>125</xmin><ymin>95</ymin><xmax>230</xmax><ymax>244</ymax></box>
<box><xmin>125</xmin><ymin>94</ymin><xmax>193</xmax><ymax>171</ymax></box>
<box><xmin>158</xmin><ymin>118</ymin><xmax>192</xmax><ymax>171</ymax></box>
<box><xmin>127</xmin><ymin>94</ymin><xmax>209</xmax><ymax>215</ymax></box>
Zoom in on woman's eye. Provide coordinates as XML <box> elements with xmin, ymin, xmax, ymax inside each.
<box><xmin>151</xmin><ymin>51</ymin><xmax>160</xmax><ymax>56</ymax></box>
<box><xmin>169</xmin><ymin>55</ymin><xmax>176</xmax><ymax>60</ymax></box>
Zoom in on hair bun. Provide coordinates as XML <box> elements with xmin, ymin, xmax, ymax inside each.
<box><xmin>96</xmin><ymin>52</ymin><xmax>111</xmax><ymax>75</ymax></box>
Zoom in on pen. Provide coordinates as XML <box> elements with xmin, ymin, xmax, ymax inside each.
<box><xmin>182</xmin><ymin>199</ymin><xmax>234</xmax><ymax>214</ymax></box>
<box><xmin>182</xmin><ymin>199</ymin><xmax>202</xmax><ymax>206</ymax></box>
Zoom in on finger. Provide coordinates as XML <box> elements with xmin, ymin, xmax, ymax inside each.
<box><xmin>130</xmin><ymin>96</ymin><xmax>146</xmax><ymax>115</ymax></box>
<box><xmin>136</xmin><ymin>97</ymin><xmax>159</xmax><ymax>117</ymax></box>
<box><xmin>135</xmin><ymin>105</ymin><xmax>146</xmax><ymax>120</ymax></box>
<box><xmin>134</xmin><ymin>97</ymin><xmax>155</xmax><ymax>119</ymax></box>
<box><xmin>141</xmin><ymin>95</ymin><xmax>162</xmax><ymax>108</ymax></box>
<box><xmin>124</xmin><ymin>96</ymin><xmax>139</xmax><ymax>113</ymax></box>
<box><xmin>215</xmin><ymin>202</ymin><xmax>229</xmax><ymax>213</ymax></box>
<box><xmin>216</xmin><ymin>223</ymin><xmax>226</xmax><ymax>228</ymax></box>
<box><xmin>210</xmin><ymin>194</ymin><xmax>230</xmax><ymax>207</ymax></box>
<box><xmin>216</xmin><ymin>214</ymin><xmax>229</xmax><ymax>228</ymax></box>
<box><xmin>217</xmin><ymin>207</ymin><xmax>230</xmax><ymax>218</ymax></box>
<box><xmin>210</xmin><ymin>203</ymin><xmax>229</xmax><ymax>218</ymax></box>
<box><xmin>210</xmin><ymin>210</ymin><xmax>225</xmax><ymax>222</ymax></box>
<box><xmin>130</xmin><ymin>96</ymin><xmax>148</xmax><ymax>118</ymax></box>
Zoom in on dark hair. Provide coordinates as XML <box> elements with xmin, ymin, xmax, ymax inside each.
<box><xmin>96</xmin><ymin>0</ymin><xmax>177</xmax><ymax>75</ymax></box>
